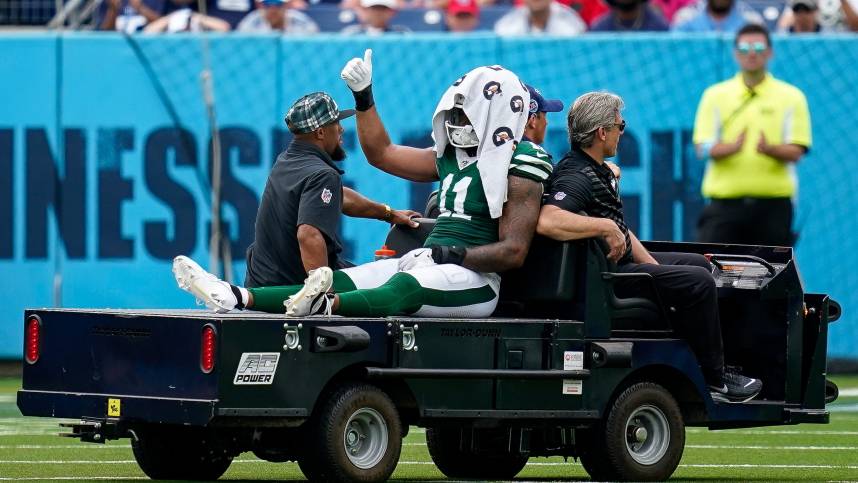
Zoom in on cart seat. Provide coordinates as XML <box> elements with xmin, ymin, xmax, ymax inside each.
<box><xmin>384</xmin><ymin>222</ymin><xmax>668</xmax><ymax>332</ymax></box>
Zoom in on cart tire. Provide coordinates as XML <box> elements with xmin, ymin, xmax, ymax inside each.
<box><xmin>426</xmin><ymin>426</ymin><xmax>529</xmax><ymax>479</ymax></box>
<box><xmin>577</xmin><ymin>427</ymin><xmax>613</xmax><ymax>480</ymax></box>
<box><xmin>131</xmin><ymin>426</ymin><xmax>232</xmax><ymax>480</ymax></box>
<box><xmin>580</xmin><ymin>382</ymin><xmax>684</xmax><ymax>481</ymax></box>
<box><xmin>252</xmin><ymin>448</ymin><xmax>297</xmax><ymax>463</ymax></box>
<box><xmin>298</xmin><ymin>383</ymin><xmax>402</xmax><ymax>483</ymax></box>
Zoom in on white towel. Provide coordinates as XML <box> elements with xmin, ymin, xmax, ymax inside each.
<box><xmin>431</xmin><ymin>65</ymin><xmax>530</xmax><ymax>219</ymax></box>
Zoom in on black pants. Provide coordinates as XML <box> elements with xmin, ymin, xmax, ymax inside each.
<box><xmin>615</xmin><ymin>252</ymin><xmax>724</xmax><ymax>383</ymax></box>
<box><xmin>697</xmin><ymin>197</ymin><xmax>794</xmax><ymax>247</ymax></box>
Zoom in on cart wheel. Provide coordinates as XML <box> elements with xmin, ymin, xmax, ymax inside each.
<box><xmin>579</xmin><ymin>382</ymin><xmax>684</xmax><ymax>481</ymax></box>
<box><xmin>298</xmin><ymin>383</ymin><xmax>402</xmax><ymax>483</ymax></box>
<box><xmin>426</xmin><ymin>426</ymin><xmax>528</xmax><ymax>480</ymax></box>
<box><xmin>577</xmin><ymin>427</ymin><xmax>613</xmax><ymax>480</ymax></box>
<box><xmin>131</xmin><ymin>426</ymin><xmax>232</xmax><ymax>480</ymax></box>
<box><xmin>252</xmin><ymin>447</ymin><xmax>297</xmax><ymax>463</ymax></box>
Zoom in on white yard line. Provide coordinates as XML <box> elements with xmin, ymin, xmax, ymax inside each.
<box><xmin>679</xmin><ymin>464</ymin><xmax>858</xmax><ymax>469</ymax></box>
<box><xmin>687</xmin><ymin>428</ymin><xmax>858</xmax><ymax>435</ymax></box>
<box><xmin>409</xmin><ymin>462</ymin><xmax>858</xmax><ymax>469</ymax></box>
<box><xmin>686</xmin><ymin>444</ymin><xmax>858</xmax><ymax>450</ymax></box>
<box><xmin>0</xmin><ymin>460</ymin><xmax>270</xmax><ymax>464</ymax></box>
<box><xmin>5</xmin><ymin>428</ymin><xmax>858</xmax><ymax>437</ymax></box>
<box><xmin>0</xmin><ymin>478</ymin><xmax>146</xmax><ymax>481</ymax></box>
<box><xmin>5</xmin><ymin>442</ymin><xmax>855</xmax><ymax>451</ymax></box>
<box><xmin>0</xmin><ymin>433</ymin><xmax>65</xmax><ymax>437</ymax></box>
<box><xmin>3</xmin><ymin>443</ymin><xmax>855</xmax><ymax>452</ymax></box>
<box><xmin>830</xmin><ymin>404</ymin><xmax>858</xmax><ymax>412</ymax></box>
<box><xmin>0</xmin><ymin>445</ymin><xmax>131</xmax><ymax>449</ymax></box>
<box><xmin>0</xmin><ymin>418</ymin><xmax>73</xmax><ymax>422</ymax></box>
<box><xmin>0</xmin><ymin>417</ymin><xmax>77</xmax><ymax>421</ymax></box>
<box><xmin>839</xmin><ymin>388</ymin><xmax>858</xmax><ymax>397</ymax></box>
<box><xmin>0</xmin><ymin>461</ymin><xmax>139</xmax><ymax>464</ymax></box>
<box><xmin>384</xmin><ymin>442</ymin><xmax>858</xmax><ymax>451</ymax></box>
<box><xmin>3</xmin><ymin>439</ymin><xmax>858</xmax><ymax>449</ymax></box>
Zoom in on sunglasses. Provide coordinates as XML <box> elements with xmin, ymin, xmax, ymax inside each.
<box><xmin>589</xmin><ymin>119</ymin><xmax>626</xmax><ymax>134</ymax></box>
<box><xmin>736</xmin><ymin>41</ymin><xmax>767</xmax><ymax>55</ymax></box>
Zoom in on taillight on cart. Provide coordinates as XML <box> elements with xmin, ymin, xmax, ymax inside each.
<box><xmin>200</xmin><ymin>325</ymin><xmax>217</xmax><ymax>373</ymax></box>
<box><xmin>25</xmin><ymin>316</ymin><xmax>41</xmax><ymax>364</ymax></box>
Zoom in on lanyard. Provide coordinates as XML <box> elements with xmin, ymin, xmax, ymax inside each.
<box><xmin>721</xmin><ymin>88</ymin><xmax>757</xmax><ymax>132</ymax></box>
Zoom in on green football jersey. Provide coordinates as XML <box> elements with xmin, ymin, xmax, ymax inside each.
<box><xmin>424</xmin><ymin>141</ymin><xmax>553</xmax><ymax>248</ymax></box>
<box><xmin>509</xmin><ymin>140</ymin><xmax>554</xmax><ymax>183</ymax></box>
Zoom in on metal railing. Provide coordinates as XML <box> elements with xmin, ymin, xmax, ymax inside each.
<box><xmin>47</xmin><ymin>0</ymin><xmax>102</xmax><ymax>29</ymax></box>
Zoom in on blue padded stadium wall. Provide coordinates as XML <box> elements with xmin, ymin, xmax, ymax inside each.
<box><xmin>0</xmin><ymin>33</ymin><xmax>856</xmax><ymax>359</ymax></box>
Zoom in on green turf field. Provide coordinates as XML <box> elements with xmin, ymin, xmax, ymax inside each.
<box><xmin>2</xmin><ymin>376</ymin><xmax>857</xmax><ymax>481</ymax></box>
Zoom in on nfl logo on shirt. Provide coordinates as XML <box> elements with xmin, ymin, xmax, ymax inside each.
<box><xmin>321</xmin><ymin>188</ymin><xmax>333</xmax><ymax>204</ymax></box>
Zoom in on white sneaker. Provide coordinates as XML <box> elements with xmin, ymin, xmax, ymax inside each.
<box><xmin>172</xmin><ymin>255</ymin><xmax>237</xmax><ymax>313</ymax></box>
<box><xmin>284</xmin><ymin>267</ymin><xmax>334</xmax><ymax>317</ymax></box>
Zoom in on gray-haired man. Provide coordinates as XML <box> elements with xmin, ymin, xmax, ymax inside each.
<box><xmin>536</xmin><ymin>92</ymin><xmax>762</xmax><ymax>404</ymax></box>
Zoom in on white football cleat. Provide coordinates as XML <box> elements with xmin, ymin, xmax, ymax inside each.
<box><xmin>284</xmin><ymin>267</ymin><xmax>334</xmax><ymax>317</ymax></box>
<box><xmin>172</xmin><ymin>255</ymin><xmax>237</xmax><ymax>313</ymax></box>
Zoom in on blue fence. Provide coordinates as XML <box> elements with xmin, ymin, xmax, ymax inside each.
<box><xmin>1</xmin><ymin>32</ymin><xmax>856</xmax><ymax>359</ymax></box>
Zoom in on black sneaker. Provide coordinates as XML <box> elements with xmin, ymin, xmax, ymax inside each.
<box><xmin>709</xmin><ymin>368</ymin><xmax>762</xmax><ymax>403</ymax></box>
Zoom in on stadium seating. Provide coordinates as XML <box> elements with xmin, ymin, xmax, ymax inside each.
<box><xmin>3</xmin><ymin>0</ymin><xmax>794</xmax><ymax>30</ymax></box>
<box><xmin>305</xmin><ymin>4</ymin><xmax>512</xmax><ymax>32</ymax></box>
<box><xmin>744</xmin><ymin>0</ymin><xmax>787</xmax><ymax>30</ymax></box>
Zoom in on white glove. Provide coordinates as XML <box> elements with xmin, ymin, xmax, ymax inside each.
<box><xmin>340</xmin><ymin>49</ymin><xmax>373</xmax><ymax>92</ymax></box>
<box><xmin>397</xmin><ymin>248</ymin><xmax>436</xmax><ymax>272</ymax></box>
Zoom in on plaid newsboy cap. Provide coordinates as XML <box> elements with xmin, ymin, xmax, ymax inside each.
<box><xmin>285</xmin><ymin>92</ymin><xmax>355</xmax><ymax>134</ymax></box>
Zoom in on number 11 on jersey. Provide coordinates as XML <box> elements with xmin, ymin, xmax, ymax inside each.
<box><xmin>438</xmin><ymin>173</ymin><xmax>473</xmax><ymax>220</ymax></box>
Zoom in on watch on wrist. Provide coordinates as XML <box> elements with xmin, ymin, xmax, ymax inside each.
<box><xmin>382</xmin><ymin>204</ymin><xmax>392</xmax><ymax>221</ymax></box>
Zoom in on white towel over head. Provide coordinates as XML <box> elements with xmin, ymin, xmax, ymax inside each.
<box><xmin>431</xmin><ymin>65</ymin><xmax>530</xmax><ymax>219</ymax></box>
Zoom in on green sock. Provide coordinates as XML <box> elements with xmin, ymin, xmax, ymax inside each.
<box><xmin>247</xmin><ymin>270</ymin><xmax>357</xmax><ymax>313</ymax></box>
<box><xmin>336</xmin><ymin>272</ymin><xmax>425</xmax><ymax>317</ymax></box>
<box><xmin>247</xmin><ymin>284</ymin><xmax>302</xmax><ymax>313</ymax></box>
<box><xmin>335</xmin><ymin>272</ymin><xmax>496</xmax><ymax>317</ymax></box>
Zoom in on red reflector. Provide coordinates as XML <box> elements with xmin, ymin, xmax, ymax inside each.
<box><xmin>201</xmin><ymin>325</ymin><xmax>216</xmax><ymax>373</ymax></box>
<box><xmin>25</xmin><ymin>316</ymin><xmax>41</xmax><ymax>364</ymax></box>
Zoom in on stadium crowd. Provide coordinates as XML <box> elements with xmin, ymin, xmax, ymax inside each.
<box><xmin>99</xmin><ymin>0</ymin><xmax>858</xmax><ymax>34</ymax></box>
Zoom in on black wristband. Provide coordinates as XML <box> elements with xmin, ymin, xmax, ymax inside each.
<box><xmin>430</xmin><ymin>245</ymin><xmax>467</xmax><ymax>266</ymax></box>
<box><xmin>353</xmin><ymin>85</ymin><xmax>375</xmax><ymax>112</ymax></box>
<box><xmin>229</xmin><ymin>284</ymin><xmax>245</xmax><ymax>310</ymax></box>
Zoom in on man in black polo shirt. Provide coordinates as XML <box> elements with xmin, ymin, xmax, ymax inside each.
<box><xmin>245</xmin><ymin>91</ymin><xmax>419</xmax><ymax>290</ymax></box>
<box><xmin>537</xmin><ymin>91</ymin><xmax>762</xmax><ymax>404</ymax></box>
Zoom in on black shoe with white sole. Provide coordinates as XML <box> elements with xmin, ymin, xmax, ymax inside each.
<box><xmin>709</xmin><ymin>368</ymin><xmax>762</xmax><ymax>403</ymax></box>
